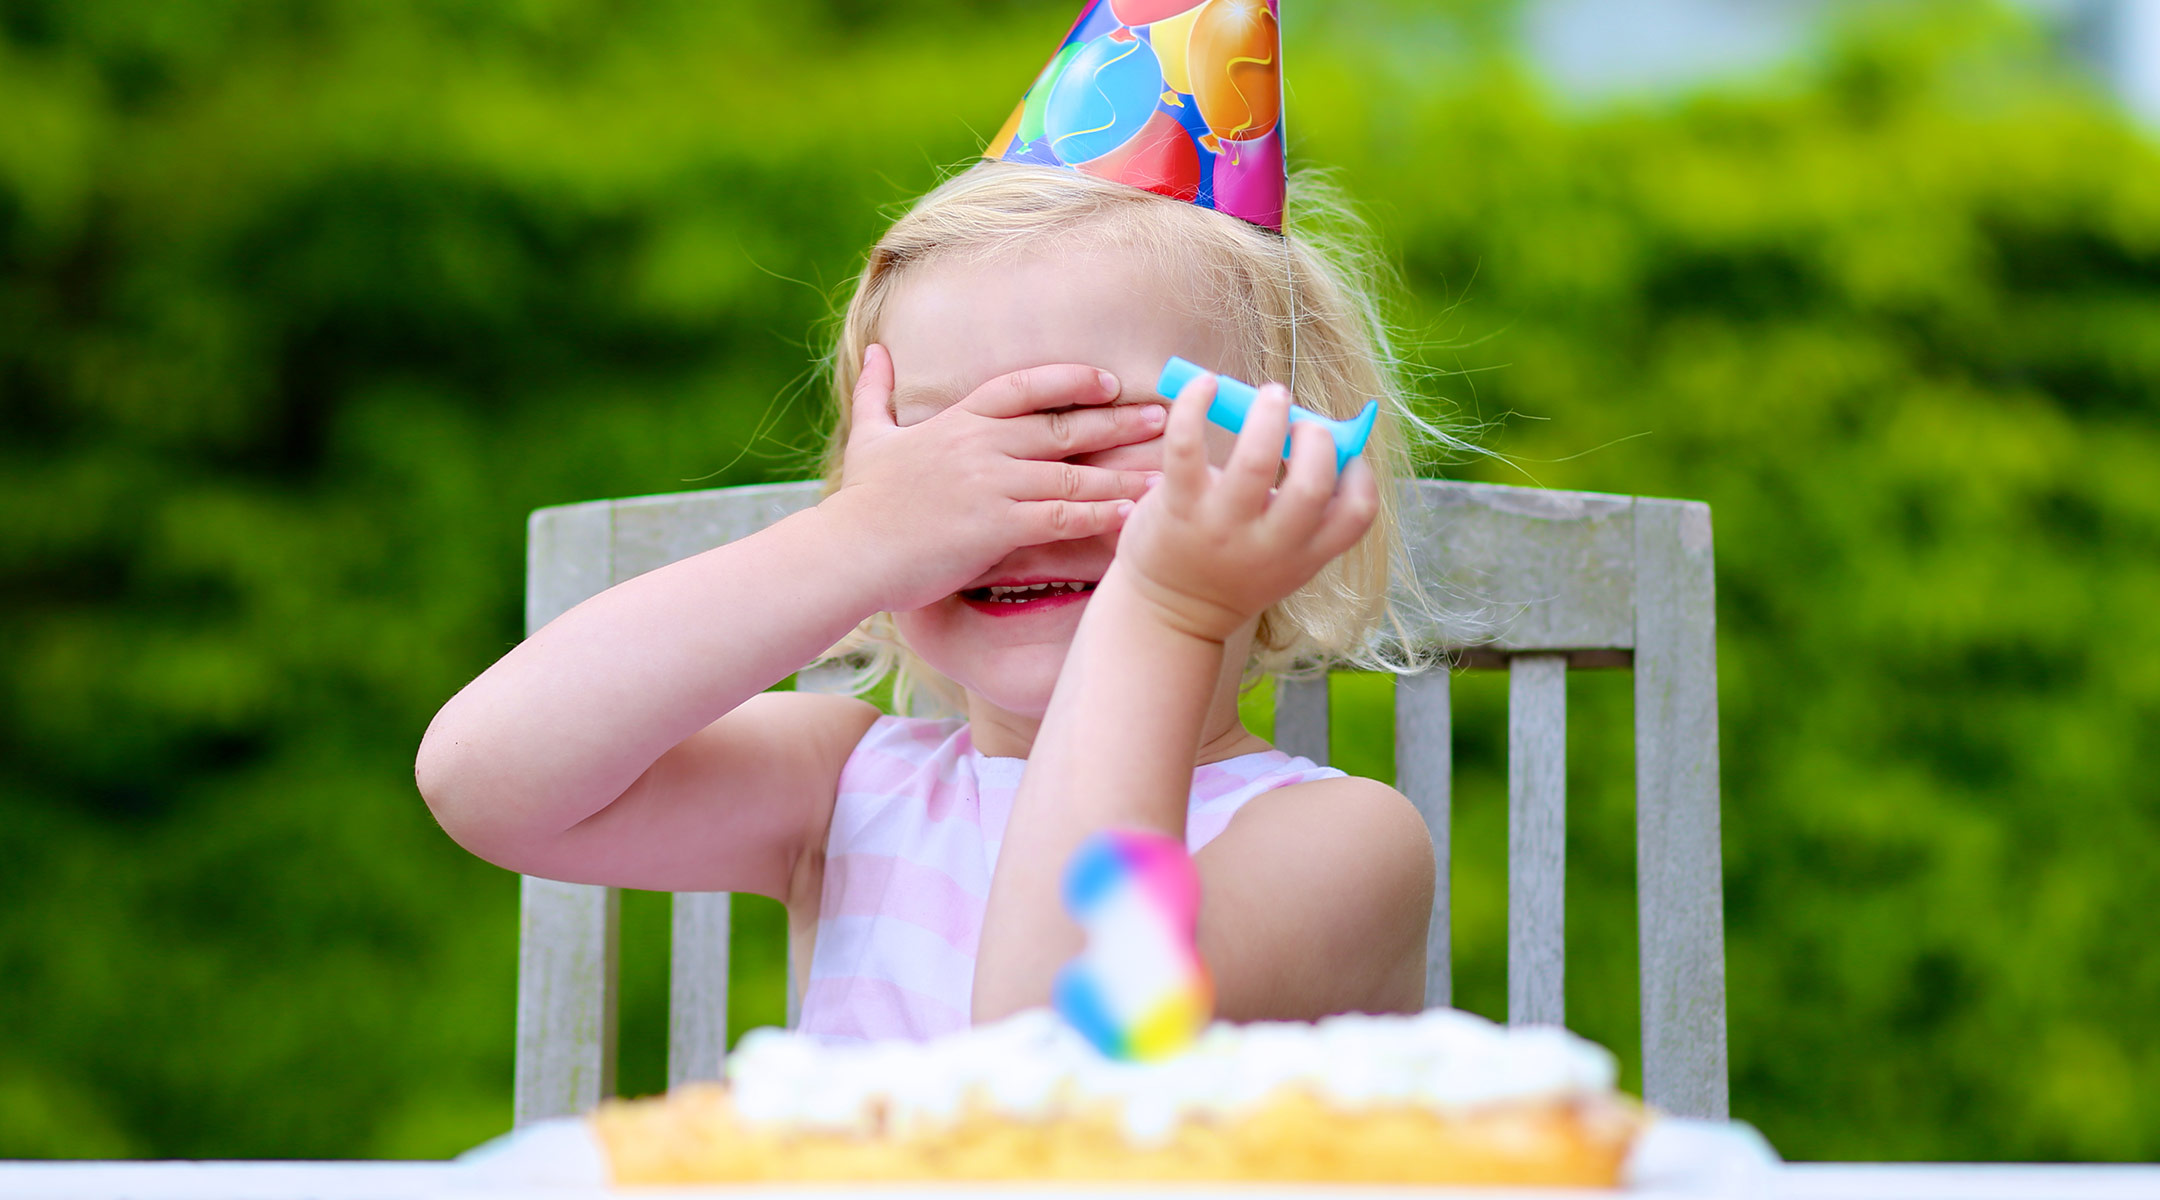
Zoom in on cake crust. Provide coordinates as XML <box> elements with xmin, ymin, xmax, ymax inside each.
<box><xmin>593</xmin><ymin>1084</ymin><xmax>1644</xmax><ymax>1186</ymax></box>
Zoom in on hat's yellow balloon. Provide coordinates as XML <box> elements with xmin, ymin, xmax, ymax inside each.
<box><xmin>1146</xmin><ymin>1</ymin><xmax>1208</xmax><ymax>96</ymax></box>
<box><xmin>1188</xmin><ymin>0</ymin><xmax>1280</xmax><ymax>143</ymax></box>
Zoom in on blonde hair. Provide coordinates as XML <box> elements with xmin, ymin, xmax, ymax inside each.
<box><xmin>815</xmin><ymin>162</ymin><xmax>1454</xmax><ymax>715</ymax></box>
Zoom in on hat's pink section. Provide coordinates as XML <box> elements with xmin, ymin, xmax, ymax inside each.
<box><xmin>1211</xmin><ymin>124</ymin><xmax>1285</xmax><ymax>231</ymax></box>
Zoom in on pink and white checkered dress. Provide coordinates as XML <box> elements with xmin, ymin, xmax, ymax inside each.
<box><xmin>795</xmin><ymin>715</ymin><xmax>1344</xmax><ymax>1043</ymax></box>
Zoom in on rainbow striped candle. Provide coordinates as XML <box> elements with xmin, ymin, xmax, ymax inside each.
<box><xmin>1053</xmin><ymin>829</ymin><xmax>1214</xmax><ymax>1061</ymax></box>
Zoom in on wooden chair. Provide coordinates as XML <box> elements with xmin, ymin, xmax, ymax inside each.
<box><xmin>512</xmin><ymin>478</ymin><xmax>1729</xmax><ymax>1125</ymax></box>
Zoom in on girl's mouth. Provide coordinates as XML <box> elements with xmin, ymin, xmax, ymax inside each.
<box><xmin>959</xmin><ymin>580</ymin><xmax>1097</xmax><ymax>616</ymax></box>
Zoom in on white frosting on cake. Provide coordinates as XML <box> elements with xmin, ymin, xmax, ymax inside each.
<box><xmin>725</xmin><ymin>1007</ymin><xmax>1618</xmax><ymax>1143</ymax></box>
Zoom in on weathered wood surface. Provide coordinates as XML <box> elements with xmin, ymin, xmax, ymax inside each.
<box><xmin>1507</xmin><ymin>654</ymin><xmax>1568</xmax><ymax>1029</ymax></box>
<box><xmin>1273</xmin><ymin>674</ymin><xmax>1330</xmax><ymax>765</ymax></box>
<box><xmin>667</xmin><ymin>892</ymin><xmax>730</xmax><ymax>1089</ymax></box>
<box><xmin>1396</xmin><ymin>668</ymin><xmax>1453</xmax><ymax>1008</ymax></box>
<box><xmin>604</xmin><ymin>482</ymin><xmax>825</xmax><ymax>584</ymax></box>
<box><xmin>1633</xmin><ymin>498</ymin><xmax>1730</xmax><ymax>1120</ymax></box>
<box><xmin>1391</xmin><ymin>479</ymin><xmax>1636</xmax><ymax>656</ymax></box>
<box><xmin>552</xmin><ymin>478</ymin><xmax>1640</xmax><ymax>656</ymax></box>
<box><xmin>513</xmin><ymin>877</ymin><xmax>618</xmax><ymax>1127</ymax></box>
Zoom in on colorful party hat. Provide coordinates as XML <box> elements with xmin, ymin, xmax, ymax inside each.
<box><xmin>984</xmin><ymin>0</ymin><xmax>1287</xmax><ymax>232</ymax></box>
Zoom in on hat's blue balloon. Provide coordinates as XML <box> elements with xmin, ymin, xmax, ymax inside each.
<box><xmin>1044</xmin><ymin>34</ymin><xmax>1164</xmax><ymax>166</ymax></box>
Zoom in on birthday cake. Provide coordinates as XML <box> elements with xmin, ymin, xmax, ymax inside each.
<box><xmin>588</xmin><ymin>1006</ymin><xmax>1646</xmax><ymax>1186</ymax></box>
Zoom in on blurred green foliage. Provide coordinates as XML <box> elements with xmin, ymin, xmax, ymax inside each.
<box><xmin>3</xmin><ymin>0</ymin><xmax>2156</xmax><ymax>1166</ymax></box>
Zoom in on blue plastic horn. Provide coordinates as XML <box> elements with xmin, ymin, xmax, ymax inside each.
<box><xmin>1156</xmin><ymin>357</ymin><xmax>1378</xmax><ymax>473</ymax></box>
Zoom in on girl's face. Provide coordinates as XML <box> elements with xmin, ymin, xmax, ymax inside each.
<box><xmin>878</xmin><ymin>239</ymin><xmax>1249</xmax><ymax>719</ymax></box>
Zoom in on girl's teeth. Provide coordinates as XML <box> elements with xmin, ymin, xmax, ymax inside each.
<box><xmin>981</xmin><ymin>582</ymin><xmax>1091</xmax><ymax>602</ymax></box>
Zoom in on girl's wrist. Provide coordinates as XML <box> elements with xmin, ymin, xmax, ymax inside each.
<box><xmin>1031</xmin><ymin>562</ymin><xmax>1228</xmax><ymax>832</ymax></box>
<box><xmin>789</xmin><ymin>496</ymin><xmax>919</xmax><ymax>616</ymax></box>
<box><xmin>1098</xmin><ymin>559</ymin><xmax>1248</xmax><ymax>649</ymax></box>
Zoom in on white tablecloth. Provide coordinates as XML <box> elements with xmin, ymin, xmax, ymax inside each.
<box><xmin>5</xmin><ymin>1151</ymin><xmax>2157</xmax><ymax>1200</ymax></box>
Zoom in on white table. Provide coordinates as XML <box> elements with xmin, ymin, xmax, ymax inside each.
<box><xmin>1776</xmin><ymin>1164</ymin><xmax>2160</xmax><ymax>1199</ymax></box>
<box><xmin>4</xmin><ymin>1162</ymin><xmax>2160</xmax><ymax>1200</ymax></box>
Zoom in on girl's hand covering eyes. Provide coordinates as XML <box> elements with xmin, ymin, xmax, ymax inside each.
<box><xmin>1112</xmin><ymin>372</ymin><xmax>1381</xmax><ymax>645</ymax></box>
<box><xmin>827</xmin><ymin>344</ymin><xmax>1166</xmax><ymax>614</ymax></box>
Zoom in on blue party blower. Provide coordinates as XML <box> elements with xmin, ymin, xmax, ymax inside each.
<box><xmin>1155</xmin><ymin>357</ymin><xmax>1378</xmax><ymax>473</ymax></box>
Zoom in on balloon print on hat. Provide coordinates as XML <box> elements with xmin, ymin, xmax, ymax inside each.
<box><xmin>1079</xmin><ymin>109</ymin><xmax>1202</xmax><ymax>201</ymax></box>
<box><xmin>985</xmin><ymin>0</ymin><xmax>1288</xmax><ymax>232</ymax></box>
<box><xmin>986</xmin><ymin>1</ymin><xmax>1120</xmax><ymax>160</ymax></box>
<box><xmin>1188</xmin><ymin>0</ymin><xmax>1280</xmax><ymax>144</ymax></box>
<box><xmin>1044</xmin><ymin>32</ymin><xmax>1166</xmax><ymax>165</ymax></box>
<box><xmin>1209</xmin><ymin>122</ymin><xmax>1285</xmax><ymax>233</ymax></box>
<box><xmin>1017</xmin><ymin>41</ymin><xmax>1086</xmax><ymax>148</ymax></box>
<box><xmin>1141</xmin><ymin>1</ymin><xmax>1210</xmax><ymax>95</ymax></box>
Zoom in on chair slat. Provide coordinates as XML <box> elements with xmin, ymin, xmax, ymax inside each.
<box><xmin>1507</xmin><ymin>654</ymin><xmax>1567</xmax><ymax>1028</ymax></box>
<box><xmin>609</xmin><ymin>482</ymin><xmax>823</xmax><ymax>583</ymax></box>
<box><xmin>526</xmin><ymin>502</ymin><xmax>613</xmax><ymax>631</ymax></box>
<box><xmin>1633</xmin><ymin>499</ymin><xmax>1730</xmax><ymax>1120</ymax></box>
<box><xmin>1274</xmin><ymin>675</ymin><xmax>1329</xmax><ymax>765</ymax></box>
<box><xmin>1395</xmin><ymin>669</ymin><xmax>1453</xmax><ymax>1009</ymax></box>
<box><xmin>667</xmin><ymin>892</ymin><xmax>731</xmax><ymax>1089</ymax></box>
<box><xmin>518</xmin><ymin>501</ymin><xmax>624</xmax><ymax>1125</ymax></box>
<box><xmin>514</xmin><ymin>878</ymin><xmax>619</xmax><ymax>1126</ymax></box>
<box><xmin>1392</xmin><ymin>480</ymin><xmax>1636</xmax><ymax>655</ymax></box>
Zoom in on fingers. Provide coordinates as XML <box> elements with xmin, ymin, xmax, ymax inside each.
<box><xmin>1270</xmin><ymin>420</ymin><xmax>1342</xmax><ymax>542</ymax></box>
<box><xmin>1309</xmin><ymin>456</ymin><xmax>1381</xmax><ymax>557</ymax></box>
<box><xmin>1219</xmin><ymin>382</ymin><xmax>1294</xmax><ymax>518</ymax></box>
<box><xmin>850</xmin><ymin>343</ymin><xmax>898</xmax><ymax>435</ymax></box>
<box><xmin>964</xmin><ymin>364</ymin><xmax>1122</xmax><ymax>419</ymax></box>
<box><xmin>1160</xmin><ymin>370</ymin><xmax>1216</xmax><ymax>508</ymax></box>
<box><xmin>1012</xmin><ymin>498</ymin><xmax>1137</xmax><ymax>545</ymax></box>
<box><xmin>1013</xmin><ymin>460</ymin><xmax>1158</xmax><ymax>504</ymax></box>
<box><xmin>1004</xmin><ymin>401</ymin><xmax>1167</xmax><ymax>460</ymax></box>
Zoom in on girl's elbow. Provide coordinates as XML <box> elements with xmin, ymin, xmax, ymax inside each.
<box><xmin>415</xmin><ymin>728</ymin><xmax>596</xmax><ymax>878</ymax></box>
<box><xmin>414</xmin><ymin>723</ymin><xmax>500</xmax><ymax>855</ymax></box>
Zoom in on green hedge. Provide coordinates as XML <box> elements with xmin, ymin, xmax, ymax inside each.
<box><xmin>3</xmin><ymin>0</ymin><xmax>2155</xmax><ymax>1163</ymax></box>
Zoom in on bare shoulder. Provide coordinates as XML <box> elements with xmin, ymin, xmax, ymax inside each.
<box><xmin>1196</xmin><ymin>774</ymin><xmax>1435</xmax><ymax>1018</ymax></box>
<box><xmin>1230</xmin><ymin>773</ymin><xmax>1433</xmax><ymax>868</ymax></box>
<box><xmin>1253</xmin><ymin>772</ymin><xmax>1418</xmax><ymax>813</ymax></box>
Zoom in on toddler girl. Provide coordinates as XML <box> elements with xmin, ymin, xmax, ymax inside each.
<box><xmin>417</xmin><ymin>159</ymin><xmax>1440</xmax><ymax>1042</ymax></box>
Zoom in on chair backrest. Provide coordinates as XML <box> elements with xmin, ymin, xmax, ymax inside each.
<box><xmin>512</xmin><ymin>478</ymin><xmax>1728</xmax><ymax>1126</ymax></box>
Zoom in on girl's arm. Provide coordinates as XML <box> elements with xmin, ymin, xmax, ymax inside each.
<box><xmin>415</xmin><ymin>348</ymin><xmax>1160</xmax><ymax>896</ymax></box>
<box><xmin>415</xmin><ymin>504</ymin><xmax>890</xmax><ymax>896</ymax></box>
<box><xmin>975</xmin><ymin>376</ymin><xmax>1431</xmax><ymax>1021</ymax></box>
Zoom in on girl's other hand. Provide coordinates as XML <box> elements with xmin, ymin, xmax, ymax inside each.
<box><xmin>1113</xmin><ymin>372</ymin><xmax>1380</xmax><ymax>644</ymax></box>
<box><xmin>828</xmin><ymin>344</ymin><xmax>1164</xmax><ymax>614</ymax></box>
